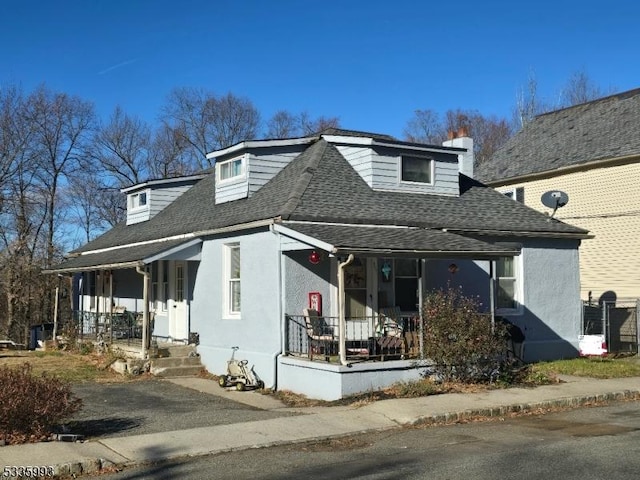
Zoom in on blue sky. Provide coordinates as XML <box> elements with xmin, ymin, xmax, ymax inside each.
<box><xmin>2</xmin><ymin>0</ymin><xmax>639</xmax><ymax>138</ymax></box>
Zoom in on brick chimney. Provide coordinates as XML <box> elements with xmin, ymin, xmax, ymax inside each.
<box><xmin>442</xmin><ymin>129</ymin><xmax>474</xmax><ymax>178</ymax></box>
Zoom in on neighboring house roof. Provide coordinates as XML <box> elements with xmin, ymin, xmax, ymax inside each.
<box><xmin>477</xmin><ymin>88</ymin><xmax>640</xmax><ymax>184</ymax></box>
<box><xmin>49</xmin><ymin>134</ymin><xmax>589</xmax><ymax>272</ymax></box>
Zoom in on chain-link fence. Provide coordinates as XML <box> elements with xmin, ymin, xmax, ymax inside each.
<box><xmin>583</xmin><ymin>299</ymin><xmax>638</xmax><ymax>355</ymax></box>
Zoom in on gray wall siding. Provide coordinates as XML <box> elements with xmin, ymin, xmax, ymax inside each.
<box><xmin>215</xmin><ymin>176</ymin><xmax>249</xmax><ymax>204</ymax></box>
<box><xmin>126</xmin><ymin>206</ymin><xmax>150</xmax><ymax>225</ymax></box>
<box><xmin>149</xmin><ymin>185</ymin><xmax>192</xmax><ymax>218</ymax></box>
<box><xmin>191</xmin><ymin>230</ymin><xmax>282</xmax><ymax>387</ymax></box>
<box><xmin>248</xmin><ymin>151</ymin><xmax>303</xmax><ymax>196</ymax></box>
<box><xmin>336</xmin><ymin>146</ymin><xmax>374</xmax><ymax>185</ymax></box>
<box><xmin>335</xmin><ymin>145</ymin><xmax>460</xmax><ymax>196</ymax></box>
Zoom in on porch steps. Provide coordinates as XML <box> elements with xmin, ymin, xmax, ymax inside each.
<box><xmin>150</xmin><ymin>344</ymin><xmax>204</xmax><ymax>377</ymax></box>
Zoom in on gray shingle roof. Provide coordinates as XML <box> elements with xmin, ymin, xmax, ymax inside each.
<box><xmin>46</xmin><ymin>239</ymin><xmax>195</xmax><ymax>273</ymax></box>
<box><xmin>70</xmin><ymin>135</ymin><xmax>588</xmax><ymax>259</ymax></box>
<box><xmin>477</xmin><ymin>88</ymin><xmax>640</xmax><ymax>183</ymax></box>
<box><xmin>280</xmin><ymin>223</ymin><xmax>520</xmax><ymax>257</ymax></box>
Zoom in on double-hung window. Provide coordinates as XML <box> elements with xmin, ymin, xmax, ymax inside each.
<box><xmin>496</xmin><ymin>256</ymin><xmax>520</xmax><ymax>312</ymax></box>
<box><xmin>400</xmin><ymin>155</ymin><xmax>433</xmax><ymax>184</ymax></box>
<box><xmin>225</xmin><ymin>244</ymin><xmax>241</xmax><ymax>317</ymax></box>
<box><xmin>218</xmin><ymin>157</ymin><xmax>245</xmax><ymax>182</ymax></box>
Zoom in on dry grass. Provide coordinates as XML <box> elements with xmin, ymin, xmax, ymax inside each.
<box><xmin>0</xmin><ymin>350</ymin><xmax>128</xmax><ymax>383</ymax></box>
<box><xmin>532</xmin><ymin>356</ymin><xmax>640</xmax><ymax>379</ymax></box>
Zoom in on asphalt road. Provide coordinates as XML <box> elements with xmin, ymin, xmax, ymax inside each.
<box><xmin>66</xmin><ymin>379</ymin><xmax>296</xmax><ymax>439</ymax></box>
<box><xmin>98</xmin><ymin>400</ymin><xmax>640</xmax><ymax>480</ymax></box>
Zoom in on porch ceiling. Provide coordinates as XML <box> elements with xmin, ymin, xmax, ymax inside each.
<box><xmin>277</xmin><ymin>223</ymin><xmax>520</xmax><ymax>258</ymax></box>
<box><xmin>43</xmin><ymin>238</ymin><xmax>202</xmax><ymax>274</ymax></box>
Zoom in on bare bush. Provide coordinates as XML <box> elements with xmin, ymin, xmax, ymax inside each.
<box><xmin>0</xmin><ymin>363</ymin><xmax>82</xmax><ymax>444</ymax></box>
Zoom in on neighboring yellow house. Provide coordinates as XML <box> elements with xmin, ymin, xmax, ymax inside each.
<box><xmin>477</xmin><ymin>88</ymin><xmax>640</xmax><ymax>303</ymax></box>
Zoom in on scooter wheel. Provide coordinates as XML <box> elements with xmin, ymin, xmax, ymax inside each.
<box><xmin>236</xmin><ymin>382</ymin><xmax>245</xmax><ymax>391</ymax></box>
<box><xmin>218</xmin><ymin>375</ymin><xmax>228</xmax><ymax>387</ymax></box>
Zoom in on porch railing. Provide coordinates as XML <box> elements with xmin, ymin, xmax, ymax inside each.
<box><xmin>285</xmin><ymin>313</ymin><xmax>423</xmax><ymax>363</ymax></box>
<box><xmin>72</xmin><ymin>310</ymin><xmax>143</xmax><ymax>344</ymax></box>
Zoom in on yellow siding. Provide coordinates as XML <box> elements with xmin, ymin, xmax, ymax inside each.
<box><xmin>496</xmin><ymin>162</ymin><xmax>640</xmax><ymax>301</ymax></box>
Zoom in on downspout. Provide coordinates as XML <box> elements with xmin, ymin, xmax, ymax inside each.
<box><xmin>489</xmin><ymin>260</ymin><xmax>496</xmax><ymax>332</ymax></box>
<box><xmin>136</xmin><ymin>264</ymin><xmax>149</xmax><ymax>359</ymax></box>
<box><xmin>337</xmin><ymin>254</ymin><xmax>354</xmax><ymax>366</ymax></box>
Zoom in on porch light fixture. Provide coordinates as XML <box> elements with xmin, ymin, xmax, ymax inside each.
<box><xmin>308</xmin><ymin>250</ymin><xmax>321</xmax><ymax>265</ymax></box>
<box><xmin>448</xmin><ymin>263</ymin><xmax>459</xmax><ymax>274</ymax></box>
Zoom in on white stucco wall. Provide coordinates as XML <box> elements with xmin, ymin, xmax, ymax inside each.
<box><xmin>283</xmin><ymin>251</ymin><xmax>333</xmax><ymax>317</ymax></box>
<box><xmin>191</xmin><ymin>229</ymin><xmax>282</xmax><ymax>387</ymax></box>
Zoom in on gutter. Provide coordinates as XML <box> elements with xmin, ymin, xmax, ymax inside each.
<box><xmin>42</xmin><ymin>261</ymin><xmax>142</xmax><ymax>274</ymax></box>
<box><xmin>45</xmin><ymin>219</ymin><xmax>279</xmax><ymax>274</ymax></box>
<box><xmin>443</xmin><ymin>228</ymin><xmax>593</xmax><ymax>240</ymax></box>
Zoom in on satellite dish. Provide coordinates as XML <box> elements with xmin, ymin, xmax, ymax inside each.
<box><xmin>541</xmin><ymin>190</ymin><xmax>569</xmax><ymax>220</ymax></box>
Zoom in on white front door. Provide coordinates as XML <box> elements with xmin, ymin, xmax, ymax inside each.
<box><xmin>169</xmin><ymin>261</ymin><xmax>188</xmax><ymax>341</ymax></box>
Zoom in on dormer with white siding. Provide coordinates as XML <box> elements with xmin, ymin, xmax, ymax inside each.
<box><xmin>122</xmin><ymin>174</ymin><xmax>206</xmax><ymax>225</ymax></box>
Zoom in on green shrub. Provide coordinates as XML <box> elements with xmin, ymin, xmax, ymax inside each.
<box><xmin>0</xmin><ymin>363</ymin><xmax>82</xmax><ymax>444</ymax></box>
<box><xmin>422</xmin><ymin>287</ymin><xmax>509</xmax><ymax>383</ymax></box>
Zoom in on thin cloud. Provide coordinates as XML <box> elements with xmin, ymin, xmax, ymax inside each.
<box><xmin>98</xmin><ymin>59</ymin><xmax>137</xmax><ymax>75</ymax></box>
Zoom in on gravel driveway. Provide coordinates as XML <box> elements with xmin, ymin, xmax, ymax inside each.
<box><xmin>66</xmin><ymin>379</ymin><xmax>295</xmax><ymax>440</ymax></box>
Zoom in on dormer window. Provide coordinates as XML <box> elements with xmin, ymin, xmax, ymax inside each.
<box><xmin>129</xmin><ymin>191</ymin><xmax>148</xmax><ymax>210</ymax></box>
<box><xmin>217</xmin><ymin>156</ymin><xmax>245</xmax><ymax>183</ymax></box>
<box><xmin>400</xmin><ymin>156</ymin><xmax>433</xmax><ymax>184</ymax></box>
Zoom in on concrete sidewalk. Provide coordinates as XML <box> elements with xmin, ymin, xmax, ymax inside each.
<box><xmin>2</xmin><ymin>375</ymin><xmax>640</xmax><ymax>478</ymax></box>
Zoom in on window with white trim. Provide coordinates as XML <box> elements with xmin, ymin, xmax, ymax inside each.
<box><xmin>400</xmin><ymin>155</ymin><xmax>433</xmax><ymax>184</ymax></box>
<box><xmin>129</xmin><ymin>191</ymin><xmax>148</xmax><ymax>209</ymax></box>
<box><xmin>217</xmin><ymin>156</ymin><xmax>245</xmax><ymax>182</ymax></box>
<box><xmin>496</xmin><ymin>256</ymin><xmax>520</xmax><ymax>312</ymax></box>
<box><xmin>224</xmin><ymin>243</ymin><xmax>241</xmax><ymax>316</ymax></box>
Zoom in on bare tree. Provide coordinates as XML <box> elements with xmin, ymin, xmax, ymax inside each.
<box><xmin>403</xmin><ymin>108</ymin><xmax>512</xmax><ymax>166</ymax></box>
<box><xmin>92</xmin><ymin>106</ymin><xmax>151</xmax><ymax>186</ymax></box>
<box><xmin>147</xmin><ymin>123</ymin><xmax>198</xmax><ymax>178</ymax></box>
<box><xmin>560</xmin><ymin>69</ymin><xmax>611</xmax><ymax>107</ymax></box>
<box><xmin>265</xmin><ymin>110</ymin><xmax>340</xmax><ymax>139</ymax></box>
<box><xmin>298</xmin><ymin>112</ymin><xmax>340</xmax><ymax>135</ymax></box>
<box><xmin>403</xmin><ymin>109</ymin><xmax>444</xmax><ymax>144</ymax></box>
<box><xmin>26</xmin><ymin>85</ymin><xmax>95</xmax><ymax>268</ymax></box>
<box><xmin>161</xmin><ymin>88</ymin><xmax>260</xmax><ymax>168</ymax></box>
<box><xmin>265</xmin><ymin>110</ymin><xmax>298</xmax><ymax>138</ymax></box>
<box><xmin>513</xmin><ymin>71</ymin><xmax>551</xmax><ymax>129</ymax></box>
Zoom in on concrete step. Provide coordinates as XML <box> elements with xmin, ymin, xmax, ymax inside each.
<box><xmin>150</xmin><ymin>356</ymin><xmax>202</xmax><ymax>368</ymax></box>
<box><xmin>155</xmin><ymin>345</ymin><xmax>197</xmax><ymax>358</ymax></box>
<box><xmin>150</xmin><ymin>365</ymin><xmax>204</xmax><ymax>377</ymax></box>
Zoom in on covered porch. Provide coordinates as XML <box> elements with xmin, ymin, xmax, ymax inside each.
<box><xmin>275</xmin><ymin>222</ymin><xmax>519</xmax><ymax>399</ymax></box>
<box><xmin>43</xmin><ymin>238</ymin><xmax>202</xmax><ymax>360</ymax></box>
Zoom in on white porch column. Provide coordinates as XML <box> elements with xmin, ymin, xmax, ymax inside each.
<box><xmin>136</xmin><ymin>265</ymin><xmax>150</xmax><ymax>359</ymax></box>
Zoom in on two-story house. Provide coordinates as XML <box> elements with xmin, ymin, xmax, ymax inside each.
<box><xmin>46</xmin><ymin>128</ymin><xmax>589</xmax><ymax>400</ymax></box>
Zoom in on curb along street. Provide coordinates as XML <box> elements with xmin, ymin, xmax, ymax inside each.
<box><xmin>1</xmin><ymin>376</ymin><xmax>639</xmax><ymax>478</ymax></box>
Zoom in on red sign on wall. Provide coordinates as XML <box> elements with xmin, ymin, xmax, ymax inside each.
<box><xmin>308</xmin><ymin>292</ymin><xmax>322</xmax><ymax>315</ymax></box>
